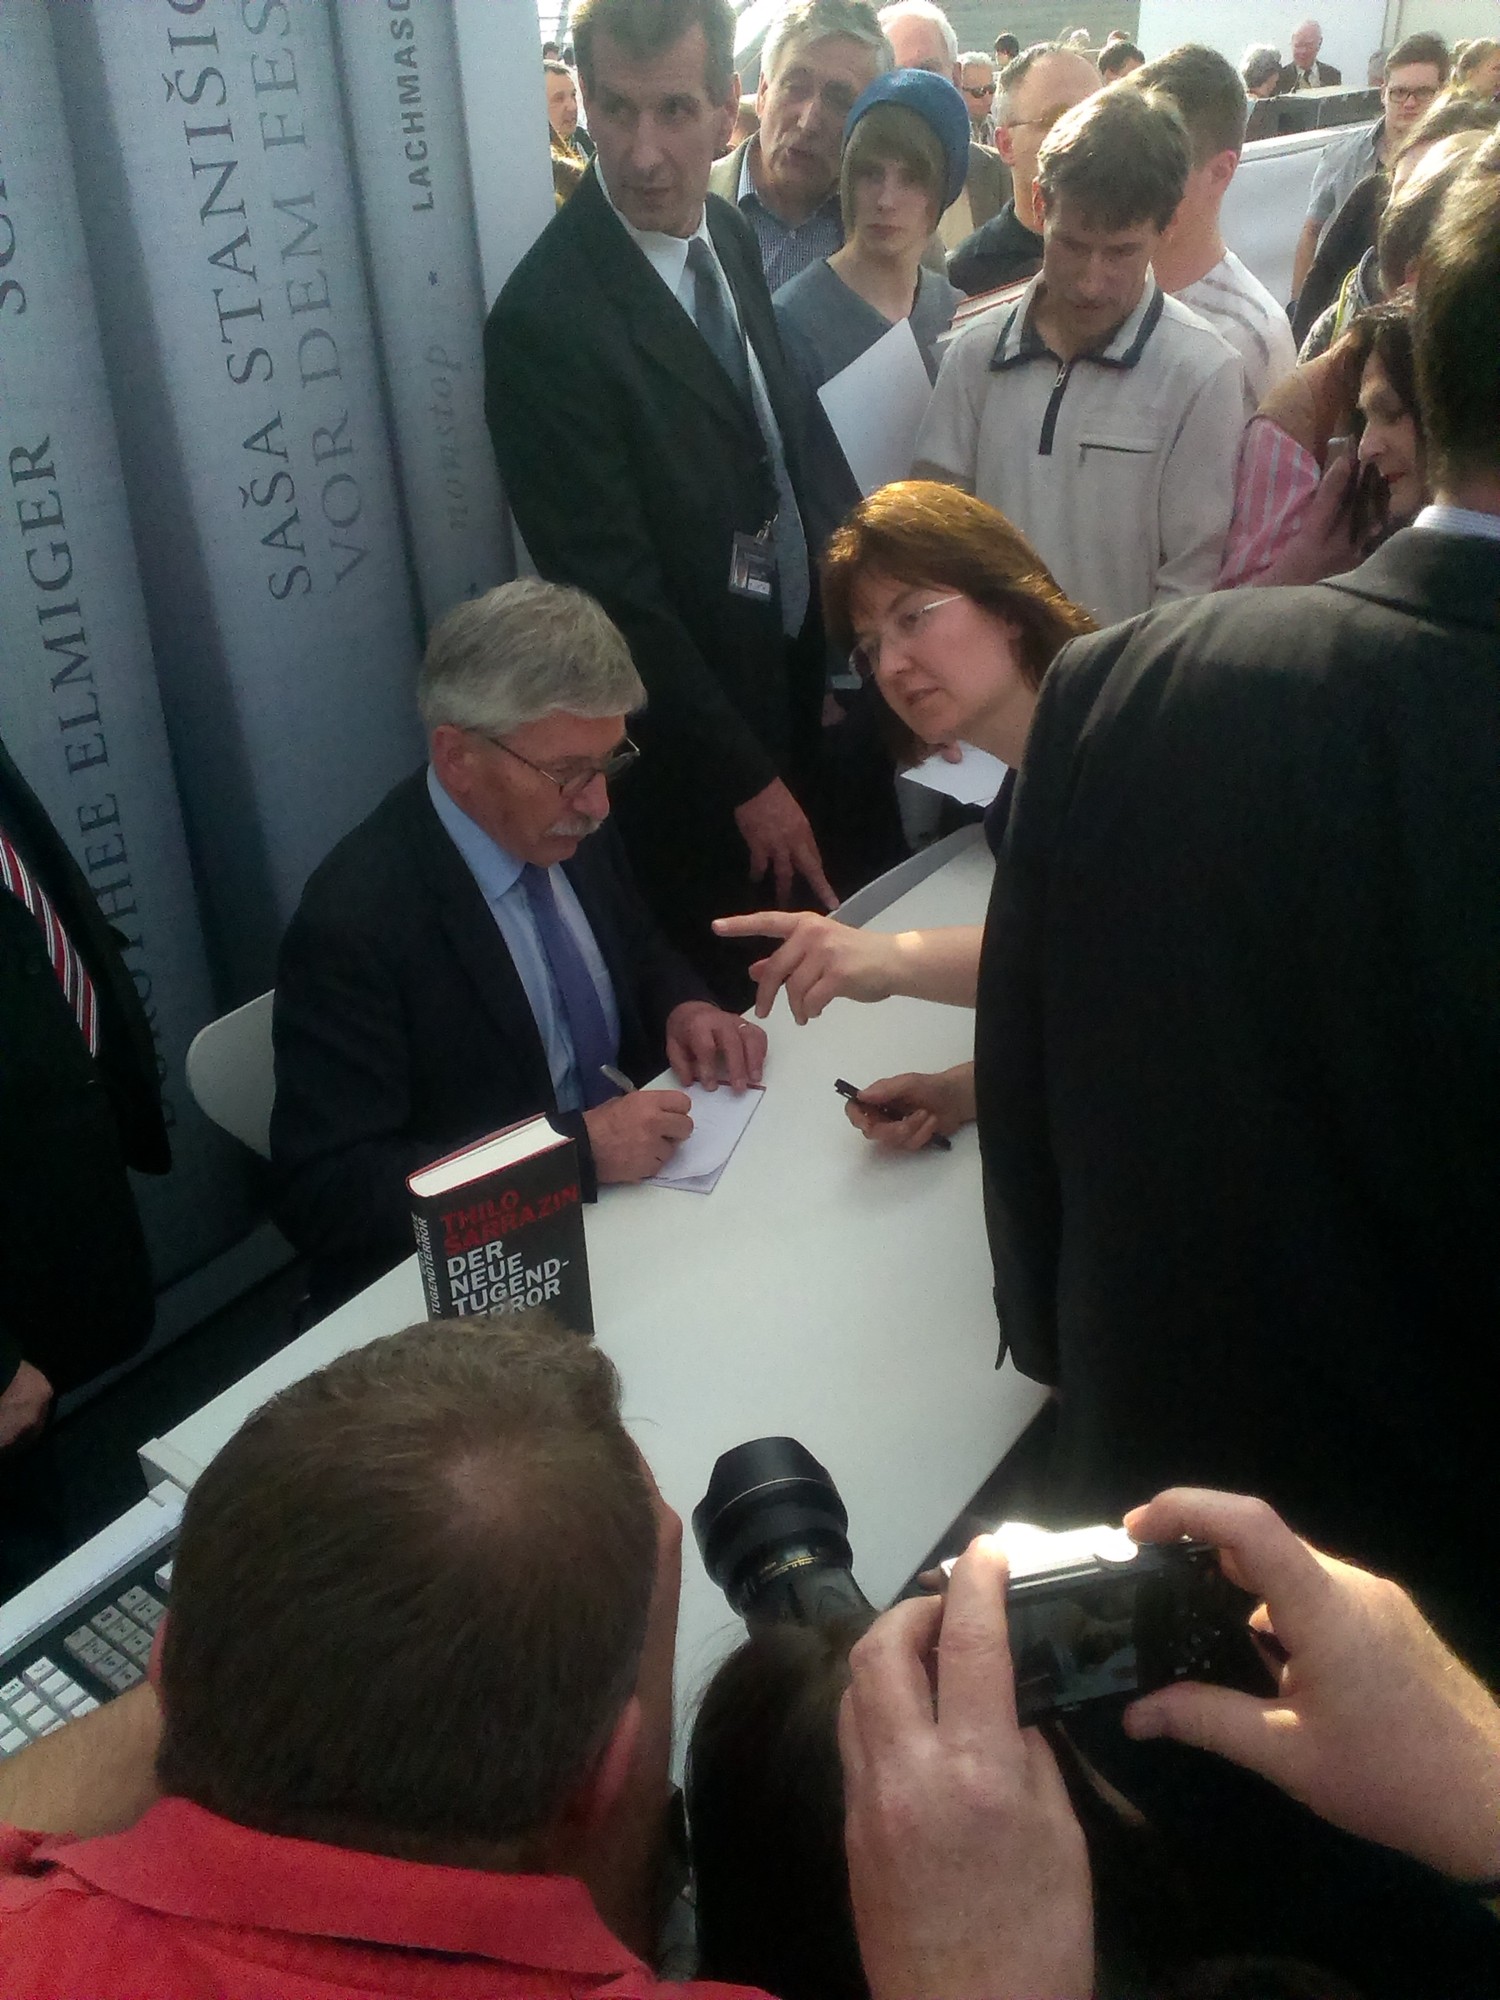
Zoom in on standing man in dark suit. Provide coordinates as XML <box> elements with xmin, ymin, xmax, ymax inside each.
<box><xmin>975</xmin><ymin>155</ymin><xmax>1500</xmax><ymax>1686</ymax></box>
<box><xmin>1277</xmin><ymin>19</ymin><xmax>1342</xmax><ymax>92</ymax></box>
<box><xmin>486</xmin><ymin>0</ymin><xmax>838</xmax><ymax>1005</ymax></box>
<box><xmin>0</xmin><ymin>733</ymin><xmax>169</xmax><ymax>1585</ymax></box>
<box><xmin>272</xmin><ymin>581</ymin><xmax>764</xmax><ymax>1317</ymax></box>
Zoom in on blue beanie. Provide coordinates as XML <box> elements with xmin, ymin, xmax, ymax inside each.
<box><xmin>844</xmin><ymin>68</ymin><xmax>971</xmax><ymax>211</ymax></box>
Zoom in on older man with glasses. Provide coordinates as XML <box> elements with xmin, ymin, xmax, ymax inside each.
<box><xmin>272</xmin><ymin>579</ymin><xmax>765</xmax><ymax>1317</ymax></box>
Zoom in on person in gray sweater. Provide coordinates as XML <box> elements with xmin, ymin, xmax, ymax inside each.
<box><xmin>774</xmin><ymin>67</ymin><xmax>966</xmax><ymax>538</ymax></box>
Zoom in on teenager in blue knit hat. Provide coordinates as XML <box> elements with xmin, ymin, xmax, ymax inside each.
<box><xmin>774</xmin><ymin>66</ymin><xmax>968</xmax><ymax>399</ymax></box>
<box><xmin>774</xmin><ymin>68</ymin><xmax>969</xmax><ymax>552</ymax></box>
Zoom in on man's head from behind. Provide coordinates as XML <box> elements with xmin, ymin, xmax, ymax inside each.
<box><xmin>573</xmin><ymin>0</ymin><xmax>739</xmax><ymax>235</ymax></box>
<box><xmin>157</xmin><ymin>1317</ymin><xmax>659</xmax><ymax>1864</ymax></box>
<box><xmin>1414</xmin><ymin>141</ymin><xmax>1500</xmax><ymax>501</ymax></box>
<box><xmin>1097</xmin><ymin>41</ymin><xmax>1143</xmax><ymax>83</ymax></box>
<box><xmin>1131</xmin><ymin>46</ymin><xmax>1247</xmax><ymax>236</ymax></box>
<box><xmin>421</xmin><ymin>578</ymin><xmax>645</xmax><ymax>868</ymax></box>
<box><xmin>878</xmin><ymin>1</ymin><xmax>958</xmax><ymax>81</ymax></box>
<box><xmin>994</xmin><ymin>43</ymin><xmax>1100</xmax><ymax>230</ymax></box>
<box><xmin>1035</xmin><ymin>85</ymin><xmax>1190</xmax><ymax>337</ymax></box>
<box><xmin>756</xmin><ymin>0</ymin><xmax>890</xmax><ymax>222</ymax></box>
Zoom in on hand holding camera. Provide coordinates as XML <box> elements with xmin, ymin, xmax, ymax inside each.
<box><xmin>839</xmin><ymin>1537</ymin><xmax>1095</xmax><ymax>2000</ymax></box>
<box><xmin>1123</xmin><ymin>1486</ymin><xmax>1500</xmax><ymax>1885</ymax></box>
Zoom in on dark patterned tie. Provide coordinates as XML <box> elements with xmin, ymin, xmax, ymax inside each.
<box><xmin>519</xmin><ymin>864</ymin><xmax>617</xmax><ymax>1109</ymax></box>
<box><xmin>687</xmin><ymin>236</ymin><xmax>753</xmax><ymax>405</ymax></box>
<box><xmin>685</xmin><ymin>238</ymin><xmax>810</xmax><ymax>634</ymax></box>
<box><xmin>0</xmin><ymin>824</ymin><xmax>99</xmax><ymax>1056</ymax></box>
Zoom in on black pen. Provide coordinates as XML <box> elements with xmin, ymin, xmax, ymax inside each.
<box><xmin>834</xmin><ymin>1078</ymin><xmax>953</xmax><ymax>1151</ymax></box>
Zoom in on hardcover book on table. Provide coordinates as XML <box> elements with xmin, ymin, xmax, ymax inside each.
<box><xmin>408</xmin><ymin>1115</ymin><xmax>593</xmax><ymax>1337</ymax></box>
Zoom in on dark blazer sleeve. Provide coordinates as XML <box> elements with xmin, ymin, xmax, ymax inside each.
<box><xmin>486</xmin><ymin>259</ymin><xmax>781</xmax><ymax>809</ymax></box>
<box><xmin>975</xmin><ymin>628</ymin><xmax>1132</xmax><ymax>1380</ymax></box>
<box><xmin>271</xmin><ymin>895</ymin><xmax>445</xmax><ymax>1297</ymax></box>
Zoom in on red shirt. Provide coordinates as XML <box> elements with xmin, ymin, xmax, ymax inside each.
<box><xmin>0</xmin><ymin>1798</ymin><xmax>767</xmax><ymax>2000</ymax></box>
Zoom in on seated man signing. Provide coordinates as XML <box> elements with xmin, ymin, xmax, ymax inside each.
<box><xmin>273</xmin><ymin>581</ymin><xmax>765</xmax><ymax>1314</ymax></box>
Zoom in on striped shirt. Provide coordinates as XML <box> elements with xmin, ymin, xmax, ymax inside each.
<box><xmin>735</xmin><ymin>145</ymin><xmax>844</xmax><ymax>293</ymax></box>
<box><xmin>1216</xmin><ymin>415</ymin><xmax>1321</xmax><ymax>587</ymax></box>
<box><xmin>1176</xmin><ymin>252</ymin><xmax>1298</xmax><ymax>418</ymax></box>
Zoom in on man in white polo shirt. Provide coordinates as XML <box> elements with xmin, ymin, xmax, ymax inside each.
<box><xmin>1129</xmin><ymin>44</ymin><xmax>1296</xmax><ymax>417</ymax></box>
<box><xmin>914</xmin><ymin>85</ymin><xmax>1244</xmax><ymax>626</ymax></box>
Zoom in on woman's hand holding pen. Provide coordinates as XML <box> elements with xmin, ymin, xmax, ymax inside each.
<box><xmin>846</xmin><ymin>1065</ymin><xmax>975</xmax><ymax>1152</ymax></box>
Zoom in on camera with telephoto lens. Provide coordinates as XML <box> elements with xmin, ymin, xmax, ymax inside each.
<box><xmin>693</xmin><ymin>1437</ymin><xmax>1266</xmax><ymax>1726</ymax></box>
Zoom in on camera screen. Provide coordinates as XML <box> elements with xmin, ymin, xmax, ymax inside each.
<box><xmin>1011</xmin><ymin>1577</ymin><xmax>1141</xmax><ymax>1716</ymax></box>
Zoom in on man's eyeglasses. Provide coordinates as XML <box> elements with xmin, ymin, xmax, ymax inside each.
<box><xmin>849</xmin><ymin>595</ymin><xmax>963</xmax><ymax>678</ymax></box>
<box><xmin>1385</xmin><ymin>83</ymin><xmax>1438</xmax><ymax>105</ymax></box>
<box><xmin>964</xmin><ymin>83</ymin><xmax>996</xmax><ymax>99</ymax></box>
<box><xmin>477</xmin><ymin>731</ymin><xmax>640</xmax><ymax>798</ymax></box>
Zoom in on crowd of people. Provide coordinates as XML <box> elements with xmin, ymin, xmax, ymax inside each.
<box><xmin>2</xmin><ymin>0</ymin><xmax>1498</xmax><ymax>1994</ymax></box>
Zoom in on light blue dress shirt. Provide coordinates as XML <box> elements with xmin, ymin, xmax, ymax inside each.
<box><xmin>427</xmin><ymin>768</ymin><xmax>621</xmax><ymax>1114</ymax></box>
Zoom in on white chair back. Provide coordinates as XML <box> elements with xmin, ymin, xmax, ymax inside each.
<box><xmin>185</xmin><ymin>991</ymin><xmax>276</xmax><ymax>1159</ymax></box>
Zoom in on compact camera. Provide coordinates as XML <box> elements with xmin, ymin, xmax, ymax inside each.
<box><xmin>693</xmin><ymin>1437</ymin><xmax>1265</xmax><ymax>1726</ymax></box>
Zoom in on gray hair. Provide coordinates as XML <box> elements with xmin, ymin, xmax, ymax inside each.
<box><xmin>417</xmin><ymin>579</ymin><xmax>644</xmax><ymax>738</ymax></box>
<box><xmin>763</xmin><ymin>0</ymin><xmax>890</xmax><ymax>83</ymax></box>
<box><xmin>1241</xmin><ymin>44</ymin><xmax>1282</xmax><ymax>93</ymax></box>
<box><xmin>958</xmin><ymin>50</ymin><xmax>994</xmax><ymax>73</ymax></box>
<box><xmin>877</xmin><ymin>1</ymin><xmax>958</xmax><ymax>69</ymax></box>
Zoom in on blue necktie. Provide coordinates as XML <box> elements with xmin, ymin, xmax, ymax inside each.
<box><xmin>519</xmin><ymin>864</ymin><xmax>617</xmax><ymax>1109</ymax></box>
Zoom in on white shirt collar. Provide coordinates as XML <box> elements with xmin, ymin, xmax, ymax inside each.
<box><xmin>595</xmin><ymin>154</ymin><xmax>711</xmax><ymax>301</ymax></box>
<box><xmin>1413</xmin><ymin>503</ymin><xmax>1500</xmax><ymax>545</ymax></box>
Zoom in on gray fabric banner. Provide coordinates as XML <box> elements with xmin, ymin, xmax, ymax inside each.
<box><xmin>0</xmin><ymin>0</ymin><xmax>253</xmax><ymax>1282</ymax></box>
<box><xmin>333</xmin><ymin>0</ymin><xmax>510</xmax><ymax>629</ymax></box>
<box><xmin>49</xmin><ymin>0</ymin><xmax>426</xmax><ymax>1001</ymax></box>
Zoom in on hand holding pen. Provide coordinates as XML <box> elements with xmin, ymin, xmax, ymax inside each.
<box><xmin>836</xmin><ymin>1073</ymin><xmax>969</xmax><ymax>1153</ymax></box>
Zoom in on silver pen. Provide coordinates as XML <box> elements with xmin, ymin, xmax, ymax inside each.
<box><xmin>599</xmin><ymin>1064</ymin><xmax>636</xmax><ymax>1096</ymax></box>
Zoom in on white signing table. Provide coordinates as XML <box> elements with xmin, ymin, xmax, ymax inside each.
<box><xmin>139</xmin><ymin>829</ymin><xmax>1047</xmax><ymax>1713</ymax></box>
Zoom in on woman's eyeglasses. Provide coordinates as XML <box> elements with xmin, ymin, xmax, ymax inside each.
<box><xmin>850</xmin><ymin>596</ymin><xmax>963</xmax><ymax>678</ymax></box>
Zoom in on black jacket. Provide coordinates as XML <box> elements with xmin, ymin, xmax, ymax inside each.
<box><xmin>483</xmin><ymin>169</ymin><xmax>824</xmax><ymax>991</ymax></box>
<box><xmin>975</xmin><ymin>529</ymin><xmax>1500</xmax><ymax>1681</ymax></box>
<box><xmin>1277</xmin><ymin>59</ymin><xmax>1342</xmax><ymax>90</ymax></box>
<box><xmin>0</xmin><ymin>736</ymin><xmax>168</xmax><ymax>1394</ymax></box>
<box><xmin>271</xmin><ymin>773</ymin><xmax>710</xmax><ymax>1315</ymax></box>
<box><xmin>948</xmin><ymin>200</ymin><xmax>1043</xmax><ymax>299</ymax></box>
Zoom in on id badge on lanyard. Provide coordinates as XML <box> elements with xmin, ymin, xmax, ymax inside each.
<box><xmin>729</xmin><ymin>517</ymin><xmax>777</xmax><ymax>603</ymax></box>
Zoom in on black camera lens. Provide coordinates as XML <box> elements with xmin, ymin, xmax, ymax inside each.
<box><xmin>694</xmin><ymin>1437</ymin><xmax>873</xmax><ymax>1630</ymax></box>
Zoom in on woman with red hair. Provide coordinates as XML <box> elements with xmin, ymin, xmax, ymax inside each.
<box><xmin>716</xmin><ymin>479</ymin><xmax>1092</xmax><ymax>1148</ymax></box>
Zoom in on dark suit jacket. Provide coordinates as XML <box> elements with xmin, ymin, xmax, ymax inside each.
<box><xmin>1278</xmin><ymin>58</ymin><xmax>1342</xmax><ymax>91</ymax></box>
<box><xmin>974</xmin><ymin>529</ymin><xmax>1500</xmax><ymax>1681</ymax></box>
<box><xmin>484</xmin><ymin>169</ymin><xmax>824</xmax><ymax>991</ymax></box>
<box><xmin>271</xmin><ymin>773</ymin><xmax>711</xmax><ymax>1315</ymax></box>
<box><xmin>0</xmin><ymin>737</ymin><xmax>168</xmax><ymax>1395</ymax></box>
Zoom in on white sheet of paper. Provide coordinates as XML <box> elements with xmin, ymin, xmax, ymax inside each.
<box><xmin>817</xmin><ymin>319</ymin><xmax>934</xmax><ymax>497</ymax></box>
<box><xmin>648</xmin><ymin>1081</ymin><xmax>764</xmax><ymax>1194</ymax></box>
<box><xmin>900</xmin><ymin>743</ymin><xmax>1008</xmax><ymax>807</ymax></box>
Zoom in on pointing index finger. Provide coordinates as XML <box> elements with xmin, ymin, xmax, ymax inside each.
<box><xmin>713</xmin><ymin>911</ymin><xmax>803</xmax><ymax>940</ymax></box>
